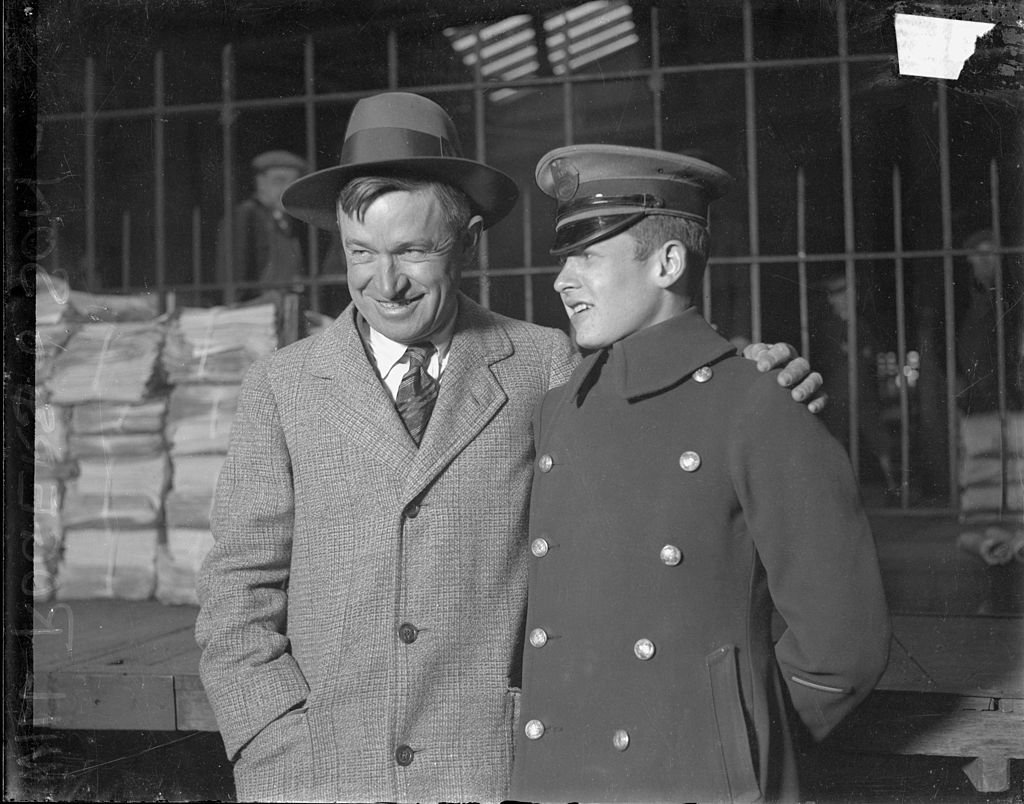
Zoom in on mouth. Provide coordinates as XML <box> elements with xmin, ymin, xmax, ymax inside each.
<box><xmin>373</xmin><ymin>295</ymin><xmax>424</xmax><ymax>310</ymax></box>
<box><xmin>565</xmin><ymin>301</ymin><xmax>593</xmax><ymax>318</ymax></box>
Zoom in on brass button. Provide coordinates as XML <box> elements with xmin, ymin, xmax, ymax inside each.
<box><xmin>538</xmin><ymin>454</ymin><xmax>554</xmax><ymax>472</ymax></box>
<box><xmin>612</xmin><ymin>729</ymin><xmax>630</xmax><ymax>751</ymax></box>
<box><xmin>660</xmin><ymin>544</ymin><xmax>682</xmax><ymax>566</ymax></box>
<box><xmin>397</xmin><ymin>623</ymin><xmax>418</xmax><ymax>644</ymax></box>
<box><xmin>634</xmin><ymin>638</ymin><xmax>655</xmax><ymax>661</ymax></box>
<box><xmin>531</xmin><ymin>538</ymin><xmax>550</xmax><ymax>557</ymax></box>
<box><xmin>525</xmin><ymin>719</ymin><xmax>545</xmax><ymax>740</ymax></box>
<box><xmin>395</xmin><ymin>744</ymin><xmax>415</xmax><ymax>766</ymax></box>
<box><xmin>693</xmin><ymin>365</ymin><xmax>713</xmax><ymax>383</ymax></box>
<box><xmin>679</xmin><ymin>451</ymin><xmax>701</xmax><ymax>472</ymax></box>
<box><xmin>529</xmin><ymin>627</ymin><xmax>548</xmax><ymax>648</ymax></box>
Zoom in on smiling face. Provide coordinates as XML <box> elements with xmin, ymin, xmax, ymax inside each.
<box><xmin>554</xmin><ymin>229</ymin><xmax>683</xmax><ymax>351</ymax></box>
<box><xmin>341</xmin><ymin>189</ymin><xmax>477</xmax><ymax>345</ymax></box>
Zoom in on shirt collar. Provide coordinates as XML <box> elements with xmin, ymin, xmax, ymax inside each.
<box><xmin>569</xmin><ymin>307</ymin><xmax>736</xmax><ymax>402</ymax></box>
<box><xmin>359</xmin><ymin>310</ymin><xmax>457</xmax><ymax>377</ymax></box>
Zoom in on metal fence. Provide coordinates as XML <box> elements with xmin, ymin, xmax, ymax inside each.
<box><xmin>37</xmin><ymin>0</ymin><xmax>1023</xmax><ymax>514</ymax></box>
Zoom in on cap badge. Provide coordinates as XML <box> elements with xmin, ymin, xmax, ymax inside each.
<box><xmin>551</xmin><ymin>158</ymin><xmax>580</xmax><ymax>203</ymax></box>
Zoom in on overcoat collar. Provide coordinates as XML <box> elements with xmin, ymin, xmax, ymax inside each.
<box><xmin>304</xmin><ymin>292</ymin><xmax>512</xmax><ymax>501</ymax></box>
<box><xmin>566</xmin><ymin>307</ymin><xmax>736</xmax><ymax>403</ymax></box>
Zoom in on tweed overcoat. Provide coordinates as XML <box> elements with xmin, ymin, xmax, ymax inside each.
<box><xmin>195</xmin><ymin>294</ymin><xmax>577</xmax><ymax>803</ymax></box>
<box><xmin>510</xmin><ymin>309</ymin><xmax>891</xmax><ymax>804</ymax></box>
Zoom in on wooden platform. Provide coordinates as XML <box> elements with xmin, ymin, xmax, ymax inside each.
<box><xmin>31</xmin><ymin>514</ymin><xmax>1024</xmax><ymax>792</ymax></box>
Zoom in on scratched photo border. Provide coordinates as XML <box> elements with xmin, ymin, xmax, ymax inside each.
<box><xmin>5</xmin><ymin>1</ymin><xmax>1023</xmax><ymax>801</ymax></box>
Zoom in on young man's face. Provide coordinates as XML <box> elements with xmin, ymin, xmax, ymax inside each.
<box><xmin>341</xmin><ymin>189</ymin><xmax>472</xmax><ymax>345</ymax></box>
<box><xmin>554</xmin><ymin>230</ymin><xmax>670</xmax><ymax>351</ymax></box>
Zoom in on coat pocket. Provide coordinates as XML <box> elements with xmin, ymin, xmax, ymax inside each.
<box><xmin>706</xmin><ymin>645</ymin><xmax>762</xmax><ymax>804</ymax></box>
<box><xmin>233</xmin><ymin>706</ymin><xmax>317</xmax><ymax>803</ymax></box>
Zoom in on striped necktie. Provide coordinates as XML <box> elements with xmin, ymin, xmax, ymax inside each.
<box><xmin>395</xmin><ymin>343</ymin><xmax>439</xmax><ymax>445</ymax></box>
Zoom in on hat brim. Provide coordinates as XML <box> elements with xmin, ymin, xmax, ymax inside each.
<box><xmin>281</xmin><ymin>157</ymin><xmax>519</xmax><ymax>231</ymax></box>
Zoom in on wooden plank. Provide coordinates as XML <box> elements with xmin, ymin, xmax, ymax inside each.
<box><xmin>58</xmin><ymin>622</ymin><xmax>203</xmax><ymax>676</ymax></box>
<box><xmin>176</xmin><ymin>674</ymin><xmax>218</xmax><ymax>732</ymax></box>
<box><xmin>33</xmin><ymin>600</ymin><xmax>199</xmax><ymax>673</ymax></box>
<box><xmin>831</xmin><ymin>692</ymin><xmax>1024</xmax><ymax>759</ymax></box>
<box><xmin>884</xmin><ymin>614</ymin><xmax>1024</xmax><ymax>697</ymax></box>
<box><xmin>963</xmin><ymin>756</ymin><xmax>1011</xmax><ymax>794</ymax></box>
<box><xmin>35</xmin><ymin>671</ymin><xmax>177</xmax><ymax>731</ymax></box>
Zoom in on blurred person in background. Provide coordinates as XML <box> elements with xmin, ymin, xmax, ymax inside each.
<box><xmin>217</xmin><ymin>149</ymin><xmax>309</xmax><ymax>303</ymax></box>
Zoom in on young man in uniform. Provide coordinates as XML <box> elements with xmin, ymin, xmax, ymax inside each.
<box><xmin>511</xmin><ymin>145</ymin><xmax>891</xmax><ymax>803</ymax></box>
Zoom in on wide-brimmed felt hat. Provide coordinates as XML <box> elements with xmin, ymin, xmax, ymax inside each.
<box><xmin>535</xmin><ymin>144</ymin><xmax>732</xmax><ymax>256</ymax></box>
<box><xmin>282</xmin><ymin>92</ymin><xmax>519</xmax><ymax>231</ymax></box>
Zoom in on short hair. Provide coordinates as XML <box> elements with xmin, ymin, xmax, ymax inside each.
<box><xmin>338</xmin><ymin>176</ymin><xmax>473</xmax><ymax>241</ymax></box>
<box><xmin>629</xmin><ymin>215</ymin><xmax>710</xmax><ymax>298</ymax></box>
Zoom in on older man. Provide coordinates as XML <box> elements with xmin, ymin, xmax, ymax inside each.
<box><xmin>195</xmin><ymin>92</ymin><xmax>821</xmax><ymax>803</ymax></box>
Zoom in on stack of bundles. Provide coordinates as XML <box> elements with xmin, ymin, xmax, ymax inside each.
<box><xmin>47</xmin><ymin>321</ymin><xmax>165</xmax><ymax>406</ymax></box>
<box><xmin>67</xmin><ymin>286</ymin><xmax>162</xmax><ymax>323</ymax></box>
<box><xmin>959</xmin><ymin>411</ymin><xmax>1024</xmax><ymax>515</ymax></box>
<box><xmin>158</xmin><ymin>303</ymin><xmax>276</xmax><ymax>604</ymax></box>
<box><xmin>33</xmin><ymin>396</ymin><xmax>73</xmax><ymax>602</ymax></box>
<box><xmin>162</xmin><ymin>303</ymin><xmax>277</xmax><ymax>384</ymax></box>
<box><xmin>159</xmin><ymin>384</ymin><xmax>238</xmax><ymax>604</ymax></box>
<box><xmin>47</xmin><ymin>309</ymin><xmax>169</xmax><ymax>601</ymax></box>
<box><xmin>57</xmin><ymin>399</ymin><xmax>170</xmax><ymax>601</ymax></box>
<box><xmin>35</xmin><ymin>269</ymin><xmax>78</xmax><ymax>386</ymax></box>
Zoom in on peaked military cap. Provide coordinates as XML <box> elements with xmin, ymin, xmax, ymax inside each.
<box><xmin>535</xmin><ymin>144</ymin><xmax>732</xmax><ymax>256</ymax></box>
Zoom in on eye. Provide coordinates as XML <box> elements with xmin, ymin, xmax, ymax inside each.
<box><xmin>346</xmin><ymin>248</ymin><xmax>373</xmax><ymax>263</ymax></box>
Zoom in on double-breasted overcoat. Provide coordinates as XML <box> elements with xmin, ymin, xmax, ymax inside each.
<box><xmin>196</xmin><ymin>294</ymin><xmax>577</xmax><ymax>803</ymax></box>
<box><xmin>510</xmin><ymin>309</ymin><xmax>891</xmax><ymax>803</ymax></box>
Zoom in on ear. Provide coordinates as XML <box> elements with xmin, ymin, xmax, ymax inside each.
<box><xmin>652</xmin><ymin>240</ymin><xmax>688</xmax><ymax>289</ymax></box>
<box><xmin>464</xmin><ymin>215</ymin><xmax>484</xmax><ymax>251</ymax></box>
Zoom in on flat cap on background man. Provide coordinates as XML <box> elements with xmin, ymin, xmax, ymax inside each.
<box><xmin>251</xmin><ymin>149</ymin><xmax>309</xmax><ymax>175</ymax></box>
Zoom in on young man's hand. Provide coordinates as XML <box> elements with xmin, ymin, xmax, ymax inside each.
<box><xmin>743</xmin><ymin>342</ymin><xmax>827</xmax><ymax>414</ymax></box>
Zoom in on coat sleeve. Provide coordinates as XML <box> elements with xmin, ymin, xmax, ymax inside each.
<box><xmin>729</xmin><ymin>373</ymin><xmax>891</xmax><ymax>742</ymax></box>
<box><xmin>195</xmin><ymin>357</ymin><xmax>310</xmax><ymax>760</ymax></box>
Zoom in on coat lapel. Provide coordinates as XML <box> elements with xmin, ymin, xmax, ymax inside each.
<box><xmin>305</xmin><ymin>306</ymin><xmax>416</xmax><ymax>474</ymax></box>
<box><xmin>402</xmin><ymin>296</ymin><xmax>511</xmax><ymax>501</ymax></box>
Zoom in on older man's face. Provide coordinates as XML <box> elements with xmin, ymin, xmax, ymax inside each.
<box><xmin>341</xmin><ymin>189</ymin><xmax>472</xmax><ymax>345</ymax></box>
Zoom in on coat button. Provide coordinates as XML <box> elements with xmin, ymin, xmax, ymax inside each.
<box><xmin>660</xmin><ymin>544</ymin><xmax>683</xmax><ymax>566</ymax></box>
<box><xmin>405</xmin><ymin>502</ymin><xmax>421</xmax><ymax>518</ymax></box>
<box><xmin>531</xmin><ymin>538</ymin><xmax>550</xmax><ymax>557</ymax></box>
<box><xmin>395</xmin><ymin>744</ymin><xmax>415</xmax><ymax>766</ymax></box>
<box><xmin>612</xmin><ymin>729</ymin><xmax>630</xmax><ymax>751</ymax></box>
<box><xmin>693</xmin><ymin>365</ymin><xmax>713</xmax><ymax>383</ymax></box>
<box><xmin>634</xmin><ymin>638</ymin><xmax>656</xmax><ymax>660</ymax></box>
<box><xmin>525</xmin><ymin>719</ymin><xmax>545</xmax><ymax>740</ymax></box>
<box><xmin>538</xmin><ymin>454</ymin><xmax>554</xmax><ymax>472</ymax></box>
<box><xmin>398</xmin><ymin>623</ymin><xmax>418</xmax><ymax>644</ymax></box>
<box><xmin>529</xmin><ymin>627</ymin><xmax>548</xmax><ymax>648</ymax></box>
<box><xmin>679</xmin><ymin>450</ymin><xmax>702</xmax><ymax>472</ymax></box>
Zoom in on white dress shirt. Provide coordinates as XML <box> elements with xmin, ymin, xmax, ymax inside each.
<box><xmin>365</xmin><ymin>320</ymin><xmax>454</xmax><ymax>401</ymax></box>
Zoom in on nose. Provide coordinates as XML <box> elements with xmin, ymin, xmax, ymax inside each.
<box><xmin>553</xmin><ymin>258</ymin><xmax>579</xmax><ymax>294</ymax></box>
<box><xmin>377</xmin><ymin>255</ymin><xmax>410</xmax><ymax>297</ymax></box>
